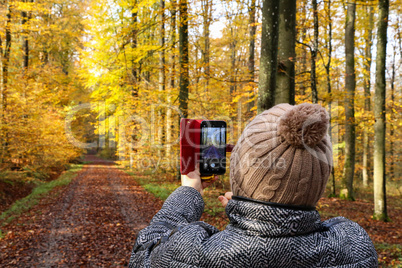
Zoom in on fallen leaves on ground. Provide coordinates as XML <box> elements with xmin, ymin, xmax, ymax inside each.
<box><xmin>1</xmin><ymin>157</ymin><xmax>400</xmax><ymax>267</ymax></box>
<box><xmin>0</xmin><ymin>156</ymin><xmax>162</xmax><ymax>267</ymax></box>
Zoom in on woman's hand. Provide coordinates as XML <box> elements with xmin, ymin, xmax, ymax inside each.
<box><xmin>218</xmin><ymin>192</ymin><xmax>233</xmax><ymax>208</ymax></box>
<box><xmin>181</xmin><ymin>165</ymin><xmax>218</xmax><ymax>195</ymax></box>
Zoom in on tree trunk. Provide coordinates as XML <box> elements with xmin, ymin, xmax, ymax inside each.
<box><xmin>178</xmin><ymin>0</ymin><xmax>189</xmax><ymax>119</ymax></box>
<box><xmin>299</xmin><ymin>1</ymin><xmax>307</xmax><ymax>97</ymax></box>
<box><xmin>373</xmin><ymin>0</ymin><xmax>389</xmax><ymax>221</ymax></box>
<box><xmin>158</xmin><ymin>0</ymin><xmax>166</xmax><ymax>160</ymax></box>
<box><xmin>247</xmin><ymin>0</ymin><xmax>256</xmax><ymax>114</ymax></box>
<box><xmin>166</xmin><ymin>1</ymin><xmax>176</xmax><ymax>161</ymax></box>
<box><xmin>311</xmin><ymin>0</ymin><xmax>318</xmax><ymax>103</ymax></box>
<box><xmin>389</xmin><ymin>49</ymin><xmax>396</xmax><ymax>182</ymax></box>
<box><xmin>396</xmin><ymin>22</ymin><xmax>402</xmax><ymax>184</ymax></box>
<box><xmin>257</xmin><ymin>0</ymin><xmax>279</xmax><ymax>113</ymax></box>
<box><xmin>22</xmin><ymin>1</ymin><xmax>30</xmax><ymax>71</ymax></box>
<box><xmin>324</xmin><ymin>0</ymin><xmax>335</xmax><ymax>197</ymax></box>
<box><xmin>131</xmin><ymin>0</ymin><xmax>139</xmax><ymax>96</ymax></box>
<box><xmin>195</xmin><ymin>45</ymin><xmax>200</xmax><ymax>85</ymax></box>
<box><xmin>343</xmin><ymin>1</ymin><xmax>356</xmax><ymax>201</ymax></box>
<box><xmin>275</xmin><ymin>0</ymin><xmax>295</xmax><ymax>105</ymax></box>
<box><xmin>178</xmin><ymin>0</ymin><xmax>189</xmax><ymax>180</ymax></box>
<box><xmin>170</xmin><ymin>5</ymin><xmax>176</xmax><ymax>91</ymax></box>
<box><xmin>159</xmin><ymin>0</ymin><xmax>166</xmax><ymax>94</ymax></box>
<box><xmin>1</xmin><ymin>4</ymin><xmax>11</xmax><ymax>112</ymax></box>
<box><xmin>0</xmin><ymin>4</ymin><xmax>12</xmax><ymax>162</ymax></box>
<box><xmin>202</xmin><ymin>0</ymin><xmax>211</xmax><ymax>91</ymax></box>
<box><xmin>230</xmin><ymin>27</ymin><xmax>236</xmax><ymax>96</ymax></box>
<box><xmin>362</xmin><ymin>6</ymin><xmax>374</xmax><ymax>187</ymax></box>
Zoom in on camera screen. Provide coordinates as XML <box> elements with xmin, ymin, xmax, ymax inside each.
<box><xmin>201</xmin><ymin>126</ymin><xmax>226</xmax><ymax>172</ymax></box>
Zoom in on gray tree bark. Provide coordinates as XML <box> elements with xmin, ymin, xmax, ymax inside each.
<box><xmin>159</xmin><ymin>0</ymin><xmax>166</xmax><ymax>94</ymax></box>
<box><xmin>201</xmin><ymin>0</ymin><xmax>211</xmax><ymax>92</ymax></box>
<box><xmin>0</xmin><ymin>3</ymin><xmax>12</xmax><ymax>162</ymax></box>
<box><xmin>258</xmin><ymin>0</ymin><xmax>279</xmax><ymax>113</ymax></box>
<box><xmin>178</xmin><ymin>0</ymin><xmax>189</xmax><ymax>118</ymax></box>
<box><xmin>158</xmin><ymin>0</ymin><xmax>166</xmax><ymax>160</ymax></box>
<box><xmin>389</xmin><ymin>49</ymin><xmax>396</xmax><ymax>182</ymax></box>
<box><xmin>230</xmin><ymin>27</ymin><xmax>237</xmax><ymax>96</ymax></box>
<box><xmin>373</xmin><ymin>0</ymin><xmax>389</xmax><ymax>221</ymax></box>
<box><xmin>275</xmin><ymin>0</ymin><xmax>295</xmax><ymax>105</ymax></box>
<box><xmin>362</xmin><ymin>6</ymin><xmax>374</xmax><ymax>188</ymax></box>
<box><xmin>247</xmin><ymin>0</ymin><xmax>256</xmax><ymax>114</ymax></box>
<box><xmin>22</xmin><ymin>0</ymin><xmax>32</xmax><ymax>71</ymax></box>
<box><xmin>131</xmin><ymin>0</ymin><xmax>139</xmax><ymax>96</ymax></box>
<box><xmin>166</xmin><ymin>0</ymin><xmax>176</xmax><ymax>162</ymax></box>
<box><xmin>299</xmin><ymin>2</ymin><xmax>307</xmax><ymax>97</ymax></box>
<box><xmin>343</xmin><ymin>1</ymin><xmax>356</xmax><ymax>201</ymax></box>
<box><xmin>324</xmin><ymin>0</ymin><xmax>335</xmax><ymax>197</ymax></box>
<box><xmin>311</xmin><ymin>0</ymin><xmax>318</xmax><ymax>103</ymax></box>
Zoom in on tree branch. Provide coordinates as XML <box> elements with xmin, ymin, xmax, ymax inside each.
<box><xmin>296</xmin><ymin>40</ymin><xmax>312</xmax><ymax>51</ymax></box>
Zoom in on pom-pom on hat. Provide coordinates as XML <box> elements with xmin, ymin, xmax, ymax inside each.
<box><xmin>230</xmin><ymin>103</ymin><xmax>333</xmax><ymax>207</ymax></box>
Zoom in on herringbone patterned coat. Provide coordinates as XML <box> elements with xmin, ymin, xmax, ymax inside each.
<box><xmin>129</xmin><ymin>186</ymin><xmax>378</xmax><ymax>267</ymax></box>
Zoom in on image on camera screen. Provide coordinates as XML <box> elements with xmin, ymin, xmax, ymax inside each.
<box><xmin>201</xmin><ymin>127</ymin><xmax>226</xmax><ymax>170</ymax></box>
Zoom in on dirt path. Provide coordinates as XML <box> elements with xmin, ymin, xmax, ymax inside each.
<box><xmin>0</xmin><ymin>156</ymin><xmax>163</xmax><ymax>267</ymax></box>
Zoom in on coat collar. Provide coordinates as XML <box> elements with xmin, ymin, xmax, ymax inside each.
<box><xmin>225</xmin><ymin>196</ymin><xmax>323</xmax><ymax>237</ymax></box>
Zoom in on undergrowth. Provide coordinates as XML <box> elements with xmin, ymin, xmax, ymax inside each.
<box><xmin>0</xmin><ymin>164</ymin><xmax>84</xmax><ymax>232</ymax></box>
<box><xmin>124</xmin><ymin>170</ymin><xmax>179</xmax><ymax>200</ymax></box>
<box><xmin>376</xmin><ymin>243</ymin><xmax>402</xmax><ymax>267</ymax></box>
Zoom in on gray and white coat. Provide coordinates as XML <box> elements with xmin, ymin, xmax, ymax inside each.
<box><xmin>128</xmin><ymin>186</ymin><xmax>378</xmax><ymax>267</ymax></box>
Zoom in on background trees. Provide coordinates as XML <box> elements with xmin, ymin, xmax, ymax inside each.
<box><xmin>0</xmin><ymin>0</ymin><xmax>85</xmax><ymax>176</ymax></box>
<box><xmin>0</xmin><ymin>0</ymin><xmax>401</xmax><ymax>223</ymax></box>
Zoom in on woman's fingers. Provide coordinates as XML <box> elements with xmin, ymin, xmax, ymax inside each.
<box><xmin>225</xmin><ymin>192</ymin><xmax>233</xmax><ymax>200</ymax></box>
<box><xmin>194</xmin><ymin>163</ymin><xmax>201</xmax><ymax>176</ymax></box>
<box><xmin>201</xmin><ymin>175</ymin><xmax>218</xmax><ymax>189</ymax></box>
<box><xmin>218</xmin><ymin>196</ymin><xmax>229</xmax><ymax>208</ymax></box>
<box><xmin>218</xmin><ymin>192</ymin><xmax>233</xmax><ymax>208</ymax></box>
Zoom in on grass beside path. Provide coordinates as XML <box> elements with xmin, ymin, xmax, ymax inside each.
<box><xmin>0</xmin><ymin>163</ymin><xmax>84</xmax><ymax>233</ymax></box>
<box><xmin>121</xmin><ymin>168</ymin><xmax>230</xmax><ymax>229</ymax></box>
<box><xmin>123</xmin><ymin>170</ymin><xmax>179</xmax><ymax>201</ymax></box>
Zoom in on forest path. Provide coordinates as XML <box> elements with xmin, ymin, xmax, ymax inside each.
<box><xmin>0</xmin><ymin>155</ymin><xmax>162</xmax><ymax>267</ymax></box>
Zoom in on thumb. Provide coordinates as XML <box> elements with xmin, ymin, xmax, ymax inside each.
<box><xmin>218</xmin><ymin>196</ymin><xmax>229</xmax><ymax>208</ymax></box>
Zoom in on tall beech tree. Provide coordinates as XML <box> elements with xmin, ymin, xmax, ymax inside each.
<box><xmin>324</xmin><ymin>0</ymin><xmax>335</xmax><ymax>196</ymax></box>
<box><xmin>0</xmin><ymin>2</ymin><xmax>12</xmax><ymax>161</ymax></box>
<box><xmin>159</xmin><ymin>0</ymin><xmax>166</xmax><ymax>94</ymax></box>
<box><xmin>298</xmin><ymin>1</ymin><xmax>308</xmax><ymax>97</ymax></box>
<box><xmin>311</xmin><ymin>0</ymin><xmax>318</xmax><ymax>103</ymax></box>
<box><xmin>275</xmin><ymin>0</ymin><xmax>296</xmax><ymax>105</ymax></box>
<box><xmin>131</xmin><ymin>0</ymin><xmax>139</xmax><ymax>96</ymax></box>
<box><xmin>362</xmin><ymin>6</ymin><xmax>374</xmax><ymax>188</ymax></box>
<box><xmin>178</xmin><ymin>0</ymin><xmax>189</xmax><ymax>118</ymax></box>
<box><xmin>165</xmin><ymin>0</ymin><xmax>176</xmax><ymax>161</ymax></box>
<box><xmin>389</xmin><ymin>47</ymin><xmax>396</xmax><ymax>181</ymax></box>
<box><xmin>373</xmin><ymin>0</ymin><xmax>389</xmax><ymax>221</ymax></box>
<box><xmin>258</xmin><ymin>0</ymin><xmax>279</xmax><ymax>113</ymax></box>
<box><xmin>247</xmin><ymin>0</ymin><xmax>256</xmax><ymax>114</ymax></box>
<box><xmin>21</xmin><ymin>0</ymin><xmax>33</xmax><ymax>71</ymax></box>
<box><xmin>201</xmin><ymin>0</ymin><xmax>211</xmax><ymax>90</ymax></box>
<box><xmin>343</xmin><ymin>0</ymin><xmax>356</xmax><ymax>201</ymax></box>
<box><xmin>158</xmin><ymin>0</ymin><xmax>166</xmax><ymax>158</ymax></box>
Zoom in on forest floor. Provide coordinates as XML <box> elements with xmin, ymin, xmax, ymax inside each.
<box><xmin>0</xmin><ymin>156</ymin><xmax>163</xmax><ymax>267</ymax></box>
<box><xmin>0</xmin><ymin>155</ymin><xmax>400</xmax><ymax>267</ymax></box>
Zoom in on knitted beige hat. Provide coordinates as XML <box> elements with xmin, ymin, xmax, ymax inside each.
<box><xmin>230</xmin><ymin>103</ymin><xmax>333</xmax><ymax>207</ymax></box>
